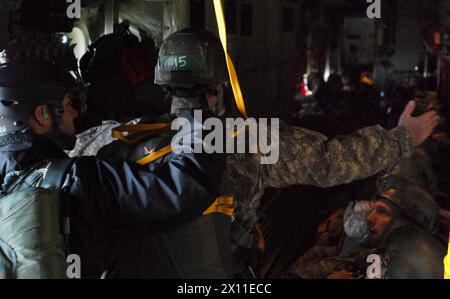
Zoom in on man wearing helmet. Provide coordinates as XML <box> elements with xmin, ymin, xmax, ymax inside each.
<box><xmin>292</xmin><ymin>185</ymin><xmax>445</xmax><ymax>279</ymax></box>
<box><xmin>366</xmin><ymin>186</ymin><xmax>445</xmax><ymax>279</ymax></box>
<box><xmin>151</xmin><ymin>27</ymin><xmax>438</xmax><ymax>221</ymax></box>
<box><xmin>0</xmin><ymin>60</ymin><xmax>225</xmax><ymax>278</ymax></box>
<box><xmin>367</xmin><ymin>186</ymin><xmax>438</xmax><ymax>244</ymax></box>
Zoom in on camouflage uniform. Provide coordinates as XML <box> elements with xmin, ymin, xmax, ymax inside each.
<box><xmin>68</xmin><ymin>119</ymin><xmax>140</xmax><ymax>157</ymax></box>
<box><xmin>284</xmin><ymin>203</ymin><xmax>374</xmax><ymax>279</ymax></box>
<box><xmin>284</xmin><ymin>216</ymin><xmax>343</xmax><ymax>279</ymax></box>
<box><xmin>286</xmin><ymin>243</ymin><xmax>377</xmax><ymax>279</ymax></box>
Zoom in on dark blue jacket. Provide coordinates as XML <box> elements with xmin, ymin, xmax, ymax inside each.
<box><xmin>0</xmin><ymin>114</ymin><xmax>225</xmax><ymax>277</ymax></box>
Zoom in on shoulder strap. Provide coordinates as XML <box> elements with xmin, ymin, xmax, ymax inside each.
<box><xmin>112</xmin><ymin>123</ymin><xmax>170</xmax><ymax>145</ymax></box>
<box><xmin>38</xmin><ymin>159</ymin><xmax>76</xmax><ymax>190</ymax></box>
<box><xmin>38</xmin><ymin>158</ymin><xmax>76</xmax><ymax>256</ymax></box>
<box><xmin>4</xmin><ymin>160</ymin><xmax>48</xmax><ymax>194</ymax></box>
<box><xmin>5</xmin><ymin>159</ymin><xmax>75</xmax><ymax>194</ymax></box>
<box><xmin>111</xmin><ymin>123</ymin><xmax>174</xmax><ymax>165</ymax></box>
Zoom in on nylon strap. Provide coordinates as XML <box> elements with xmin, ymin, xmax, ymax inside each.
<box><xmin>213</xmin><ymin>0</ymin><xmax>248</xmax><ymax>119</ymax></box>
<box><xmin>112</xmin><ymin>123</ymin><xmax>234</xmax><ymax>217</ymax></box>
<box><xmin>112</xmin><ymin>123</ymin><xmax>170</xmax><ymax>145</ymax></box>
<box><xmin>202</xmin><ymin>195</ymin><xmax>234</xmax><ymax>217</ymax></box>
<box><xmin>136</xmin><ymin>145</ymin><xmax>174</xmax><ymax>166</ymax></box>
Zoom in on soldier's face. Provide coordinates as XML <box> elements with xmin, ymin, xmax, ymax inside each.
<box><xmin>60</xmin><ymin>93</ymin><xmax>80</xmax><ymax>136</ymax></box>
<box><xmin>33</xmin><ymin>95</ymin><xmax>79</xmax><ymax>136</ymax></box>
<box><xmin>366</xmin><ymin>200</ymin><xmax>394</xmax><ymax>241</ymax></box>
<box><xmin>29</xmin><ymin>94</ymin><xmax>80</xmax><ymax>150</ymax></box>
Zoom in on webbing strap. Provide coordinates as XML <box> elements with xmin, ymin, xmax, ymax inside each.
<box><xmin>112</xmin><ymin>123</ymin><xmax>170</xmax><ymax>145</ymax></box>
<box><xmin>203</xmin><ymin>196</ymin><xmax>234</xmax><ymax>217</ymax></box>
<box><xmin>213</xmin><ymin>0</ymin><xmax>248</xmax><ymax>119</ymax></box>
<box><xmin>39</xmin><ymin>159</ymin><xmax>76</xmax><ymax>190</ymax></box>
<box><xmin>112</xmin><ymin>124</ymin><xmax>235</xmax><ymax>217</ymax></box>
<box><xmin>136</xmin><ymin>145</ymin><xmax>174</xmax><ymax>166</ymax></box>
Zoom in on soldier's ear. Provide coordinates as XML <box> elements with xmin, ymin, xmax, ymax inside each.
<box><xmin>34</xmin><ymin>105</ymin><xmax>52</xmax><ymax>128</ymax></box>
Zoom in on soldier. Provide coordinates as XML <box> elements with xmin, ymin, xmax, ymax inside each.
<box><xmin>0</xmin><ymin>60</ymin><xmax>224</xmax><ymax>278</ymax></box>
<box><xmin>283</xmin><ymin>201</ymin><xmax>375</xmax><ymax>279</ymax></box>
<box><xmin>367</xmin><ymin>186</ymin><xmax>445</xmax><ymax>279</ymax></box>
<box><xmin>287</xmin><ymin>185</ymin><xmax>445</xmax><ymax>279</ymax></box>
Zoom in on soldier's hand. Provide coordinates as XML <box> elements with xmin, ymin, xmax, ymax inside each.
<box><xmin>398</xmin><ymin>101</ymin><xmax>440</xmax><ymax>146</ymax></box>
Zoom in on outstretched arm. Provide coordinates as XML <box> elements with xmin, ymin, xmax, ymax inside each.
<box><xmin>68</xmin><ymin>112</ymin><xmax>225</xmax><ymax>231</ymax></box>
<box><xmin>224</xmin><ymin>101</ymin><xmax>438</xmax><ymax>198</ymax></box>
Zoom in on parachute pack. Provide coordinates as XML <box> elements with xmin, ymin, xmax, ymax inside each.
<box><xmin>0</xmin><ymin>159</ymin><xmax>73</xmax><ymax>279</ymax></box>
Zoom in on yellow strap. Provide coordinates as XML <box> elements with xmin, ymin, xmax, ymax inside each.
<box><xmin>136</xmin><ymin>145</ymin><xmax>235</xmax><ymax>217</ymax></box>
<box><xmin>112</xmin><ymin>123</ymin><xmax>170</xmax><ymax>145</ymax></box>
<box><xmin>213</xmin><ymin>0</ymin><xmax>248</xmax><ymax>119</ymax></box>
<box><xmin>445</xmin><ymin>234</ymin><xmax>450</xmax><ymax>279</ymax></box>
<box><xmin>203</xmin><ymin>196</ymin><xmax>234</xmax><ymax>217</ymax></box>
<box><xmin>136</xmin><ymin>145</ymin><xmax>174</xmax><ymax>166</ymax></box>
<box><xmin>135</xmin><ymin>142</ymin><xmax>234</xmax><ymax>216</ymax></box>
<box><xmin>118</xmin><ymin>123</ymin><xmax>235</xmax><ymax>217</ymax></box>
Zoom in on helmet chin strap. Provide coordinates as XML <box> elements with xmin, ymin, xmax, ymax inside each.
<box><xmin>169</xmin><ymin>84</ymin><xmax>228</xmax><ymax>117</ymax></box>
<box><xmin>383</xmin><ymin>216</ymin><xmax>411</xmax><ymax>242</ymax></box>
<box><xmin>170</xmin><ymin>96</ymin><xmax>203</xmax><ymax>117</ymax></box>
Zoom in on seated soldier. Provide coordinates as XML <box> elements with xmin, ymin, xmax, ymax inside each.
<box><xmin>285</xmin><ymin>185</ymin><xmax>445</xmax><ymax>279</ymax></box>
<box><xmin>365</xmin><ymin>186</ymin><xmax>445</xmax><ymax>279</ymax></box>
<box><xmin>283</xmin><ymin>200</ymin><xmax>375</xmax><ymax>279</ymax></box>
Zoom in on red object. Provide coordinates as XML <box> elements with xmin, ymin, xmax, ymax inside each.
<box><xmin>300</xmin><ymin>82</ymin><xmax>309</xmax><ymax>96</ymax></box>
<box><xmin>121</xmin><ymin>48</ymin><xmax>152</xmax><ymax>85</ymax></box>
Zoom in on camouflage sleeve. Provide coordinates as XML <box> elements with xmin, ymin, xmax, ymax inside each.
<box><xmin>290</xmin><ymin>258</ymin><xmax>343</xmax><ymax>279</ymax></box>
<box><xmin>286</xmin><ymin>245</ymin><xmax>339</xmax><ymax>279</ymax></box>
<box><xmin>287</xmin><ymin>246</ymin><xmax>377</xmax><ymax>279</ymax></box>
<box><xmin>223</xmin><ymin>124</ymin><xmax>414</xmax><ymax>194</ymax></box>
<box><xmin>263</xmin><ymin>124</ymin><xmax>414</xmax><ymax>189</ymax></box>
<box><xmin>67</xmin><ymin>121</ymin><xmax>121</xmax><ymax>157</ymax></box>
<box><xmin>68</xmin><ymin>119</ymin><xmax>141</xmax><ymax>157</ymax></box>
